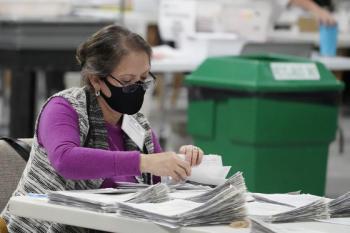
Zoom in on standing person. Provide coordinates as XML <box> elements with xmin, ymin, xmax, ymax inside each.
<box><xmin>252</xmin><ymin>0</ymin><xmax>336</xmax><ymax>28</ymax></box>
<box><xmin>288</xmin><ymin>0</ymin><xmax>337</xmax><ymax>26</ymax></box>
<box><xmin>0</xmin><ymin>25</ymin><xmax>204</xmax><ymax>232</ymax></box>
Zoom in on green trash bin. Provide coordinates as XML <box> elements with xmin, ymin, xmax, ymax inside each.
<box><xmin>185</xmin><ymin>54</ymin><xmax>344</xmax><ymax>196</ymax></box>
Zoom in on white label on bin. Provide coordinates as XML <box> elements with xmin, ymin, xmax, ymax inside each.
<box><xmin>270</xmin><ymin>63</ymin><xmax>320</xmax><ymax>81</ymax></box>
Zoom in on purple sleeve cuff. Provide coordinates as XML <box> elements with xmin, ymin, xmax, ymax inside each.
<box><xmin>115</xmin><ymin>151</ymin><xmax>142</xmax><ymax>177</ymax></box>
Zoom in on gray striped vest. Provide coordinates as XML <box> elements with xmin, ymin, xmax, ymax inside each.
<box><xmin>1</xmin><ymin>86</ymin><xmax>154</xmax><ymax>232</ymax></box>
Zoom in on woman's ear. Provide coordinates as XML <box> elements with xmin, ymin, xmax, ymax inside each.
<box><xmin>89</xmin><ymin>75</ymin><xmax>101</xmax><ymax>91</ymax></box>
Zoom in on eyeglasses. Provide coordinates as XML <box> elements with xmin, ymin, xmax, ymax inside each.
<box><xmin>108</xmin><ymin>71</ymin><xmax>157</xmax><ymax>93</ymax></box>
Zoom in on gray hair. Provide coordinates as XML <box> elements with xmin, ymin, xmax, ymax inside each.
<box><xmin>76</xmin><ymin>25</ymin><xmax>152</xmax><ymax>87</ymax></box>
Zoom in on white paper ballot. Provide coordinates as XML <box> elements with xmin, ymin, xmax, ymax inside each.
<box><xmin>316</xmin><ymin>217</ymin><xmax>350</xmax><ymax>226</ymax></box>
<box><xmin>247</xmin><ymin>196</ymin><xmax>329</xmax><ymax>223</ymax></box>
<box><xmin>251</xmin><ymin>193</ymin><xmax>326</xmax><ymax>208</ymax></box>
<box><xmin>122</xmin><ymin>199</ymin><xmax>203</xmax><ymax>217</ymax></box>
<box><xmin>247</xmin><ymin>202</ymin><xmax>294</xmax><ymax>216</ymax></box>
<box><xmin>163</xmin><ymin>154</ymin><xmax>231</xmax><ymax>186</ymax></box>
<box><xmin>199</xmin><ymin>154</ymin><xmax>222</xmax><ymax>166</ymax></box>
<box><xmin>169</xmin><ymin>190</ymin><xmax>206</xmax><ymax>200</ymax></box>
<box><xmin>250</xmin><ymin>217</ymin><xmax>327</xmax><ymax>233</ymax></box>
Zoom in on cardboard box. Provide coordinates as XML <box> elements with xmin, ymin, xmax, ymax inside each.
<box><xmin>296</xmin><ymin>17</ymin><xmax>319</xmax><ymax>32</ymax></box>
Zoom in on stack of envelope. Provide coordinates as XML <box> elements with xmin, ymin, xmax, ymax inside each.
<box><xmin>328</xmin><ymin>191</ymin><xmax>350</xmax><ymax>217</ymax></box>
<box><xmin>47</xmin><ymin>172</ymin><xmax>247</xmax><ymax>228</ymax></box>
<box><xmin>47</xmin><ymin>183</ymin><xmax>169</xmax><ymax>213</ymax></box>
<box><xmin>246</xmin><ymin>193</ymin><xmax>329</xmax><ymax>222</ymax></box>
<box><xmin>250</xmin><ymin>217</ymin><xmax>326</xmax><ymax>233</ymax></box>
<box><xmin>166</xmin><ymin>171</ymin><xmax>245</xmax><ymax>201</ymax></box>
<box><xmin>116</xmin><ymin>186</ymin><xmax>247</xmax><ymax>228</ymax></box>
<box><xmin>114</xmin><ymin>182</ymin><xmax>150</xmax><ymax>190</ymax></box>
<box><xmin>184</xmin><ymin>171</ymin><xmax>246</xmax><ymax>203</ymax></box>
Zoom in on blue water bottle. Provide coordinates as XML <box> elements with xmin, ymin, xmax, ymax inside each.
<box><xmin>319</xmin><ymin>24</ymin><xmax>338</xmax><ymax>56</ymax></box>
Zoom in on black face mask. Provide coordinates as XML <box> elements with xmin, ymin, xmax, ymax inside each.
<box><xmin>100</xmin><ymin>79</ymin><xmax>146</xmax><ymax>115</ymax></box>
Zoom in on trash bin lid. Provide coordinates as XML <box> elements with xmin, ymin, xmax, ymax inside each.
<box><xmin>184</xmin><ymin>54</ymin><xmax>344</xmax><ymax>92</ymax></box>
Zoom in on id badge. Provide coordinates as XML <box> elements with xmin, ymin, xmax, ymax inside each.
<box><xmin>121</xmin><ymin>114</ymin><xmax>146</xmax><ymax>150</ymax></box>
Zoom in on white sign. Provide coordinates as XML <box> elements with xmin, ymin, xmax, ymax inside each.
<box><xmin>121</xmin><ymin>115</ymin><xmax>146</xmax><ymax>150</ymax></box>
<box><xmin>158</xmin><ymin>0</ymin><xmax>197</xmax><ymax>41</ymax></box>
<box><xmin>270</xmin><ymin>63</ymin><xmax>320</xmax><ymax>81</ymax></box>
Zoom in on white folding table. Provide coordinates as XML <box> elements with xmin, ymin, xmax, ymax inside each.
<box><xmin>8</xmin><ymin>196</ymin><xmax>350</xmax><ymax>233</ymax></box>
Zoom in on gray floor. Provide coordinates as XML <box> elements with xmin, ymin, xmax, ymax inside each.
<box><xmin>325</xmin><ymin>116</ymin><xmax>350</xmax><ymax>198</ymax></box>
<box><xmin>0</xmin><ymin>72</ymin><xmax>349</xmax><ymax>199</ymax></box>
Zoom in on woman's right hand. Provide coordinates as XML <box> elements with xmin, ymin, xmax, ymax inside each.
<box><xmin>139</xmin><ymin>152</ymin><xmax>191</xmax><ymax>182</ymax></box>
<box><xmin>311</xmin><ymin>7</ymin><xmax>337</xmax><ymax>27</ymax></box>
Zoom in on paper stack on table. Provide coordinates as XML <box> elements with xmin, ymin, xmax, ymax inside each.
<box><xmin>124</xmin><ymin>183</ymin><xmax>170</xmax><ymax>204</ymax></box>
<box><xmin>184</xmin><ymin>171</ymin><xmax>246</xmax><ymax>203</ymax></box>
<box><xmin>48</xmin><ymin>172</ymin><xmax>247</xmax><ymax>228</ymax></box>
<box><xmin>170</xmin><ymin>183</ymin><xmax>213</xmax><ymax>191</ymax></box>
<box><xmin>47</xmin><ymin>183</ymin><xmax>169</xmax><ymax>213</ymax></box>
<box><xmin>250</xmin><ymin>195</ymin><xmax>294</xmax><ymax>208</ymax></box>
<box><xmin>115</xmin><ymin>181</ymin><xmax>213</xmax><ymax>192</ymax></box>
<box><xmin>249</xmin><ymin>193</ymin><xmax>330</xmax><ymax>207</ymax></box>
<box><xmin>167</xmin><ymin>171</ymin><xmax>246</xmax><ymax>201</ymax></box>
<box><xmin>164</xmin><ymin>154</ymin><xmax>231</xmax><ymax>187</ymax></box>
<box><xmin>328</xmin><ymin>191</ymin><xmax>350</xmax><ymax>218</ymax></box>
<box><xmin>249</xmin><ymin>191</ymin><xmax>303</xmax><ymax>207</ymax></box>
<box><xmin>117</xmin><ymin>186</ymin><xmax>247</xmax><ymax>228</ymax></box>
<box><xmin>246</xmin><ymin>193</ymin><xmax>329</xmax><ymax>222</ymax></box>
<box><xmin>168</xmin><ymin>190</ymin><xmax>207</xmax><ymax>200</ymax></box>
<box><xmin>250</xmin><ymin>217</ymin><xmax>327</xmax><ymax>233</ymax></box>
<box><xmin>316</xmin><ymin>217</ymin><xmax>350</xmax><ymax>226</ymax></box>
<box><xmin>114</xmin><ymin>182</ymin><xmax>150</xmax><ymax>190</ymax></box>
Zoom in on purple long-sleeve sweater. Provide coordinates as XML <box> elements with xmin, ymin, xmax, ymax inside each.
<box><xmin>37</xmin><ymin>97</ymin><xmax>162</xmax><ymax>188</ymax></box>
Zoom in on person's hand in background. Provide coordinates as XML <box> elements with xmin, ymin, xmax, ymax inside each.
<box><xmin>310</xmin><ymin>6</ymin><xmax>337</xmax><ymax>27</ymax></box>
<box><xmin>289</xmin><ymin>0</ymin><xmax>337</xmax><ymax>27</ymax></box>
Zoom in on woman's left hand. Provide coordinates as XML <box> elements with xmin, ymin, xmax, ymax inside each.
<box><xmin>179</xmin><ymin>145</ymin><xmax>204</xmax><ymax>167</ymax></box>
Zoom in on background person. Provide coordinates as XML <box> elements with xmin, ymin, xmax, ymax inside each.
<box><xmin>288</xmin><ymin>0</ymin><xmax>337</xmax><ymax>26</ymax></box>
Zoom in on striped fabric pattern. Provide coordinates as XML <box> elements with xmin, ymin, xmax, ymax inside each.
<box><xmin>124</xmin><ymin>112</ymin><xmax>154</xmax><ymax>185</ymax></box>
<box><xmin>1</xmin><ymin>86</ymin><xmax>154</xmax><ymax>232</ymax></box>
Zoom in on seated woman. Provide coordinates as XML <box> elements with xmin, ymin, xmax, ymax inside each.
<box><xmin>0</xmin><ymin>25</ymin><xmax>204</xmax><ymax>232</ymax></box>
